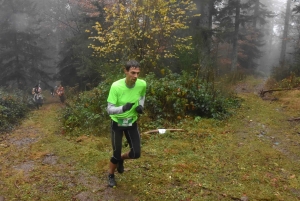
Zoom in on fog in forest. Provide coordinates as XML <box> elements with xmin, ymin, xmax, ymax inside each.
<box><xmin>0</xmin><ymin>0</ymin><xmax>300</xmax><ymax>89</ymax></box>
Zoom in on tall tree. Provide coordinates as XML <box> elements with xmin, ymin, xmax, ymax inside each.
<box><xmin>89</xmin><ymin>0</ymin><xmax>198</xmax><ymax>73</ymax></box>
<box><xmin>192</xmin><ymin>0</ymin><xmax>214</xmax><ymax>52</ymax></box>
<box><xmin>280</xmin><ymin>0</ymin><xmax>292</xmax><ymax>65</ymax></box>
<box><xmin>57</xmin><ymin>0</ymin><xmax>106</xmax><ymax>89</ymax></box>
<box><xmin>231</xmin><ymin>0</ymin><xmax>240</xmax><ymax>72</ymax></box>
<box><xmin>241</xmin><ymin>0</ymin><xmax>273</xmax><ymax>72</ymax></box>
<box><xmin>43</xmin><ymin>0</ymin><xmax>106</xmax><ymax>87</ymax></box>
<box><xmin>190</xmin><ymin>0</ymin><xmax>216</xmax><ymax>75</ymax></box>
<box><xmin>214</xmin><ymin>0</ymin><xmax>242</xmax><ymax>72</ymax></box>
<box><xmin>214</xmin><ymin>0</ymin><xmax>273</xmax><ymax>74</ymax></box>
<box><xmin>0</xmin><ymin>0</ymin><xmax>51</xmax><ymax>89</ymax></box>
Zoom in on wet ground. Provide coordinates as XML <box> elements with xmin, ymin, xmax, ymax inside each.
<box><xmin>0</xmin><ymin>96</ymin><xmax>137</xmax><ymax>201</ymax></box>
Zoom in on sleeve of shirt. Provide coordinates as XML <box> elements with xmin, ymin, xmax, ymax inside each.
<box><xmin>139</xmin><ymin>81</ymin><xmax>146</xmax><ymax>106</ymax></box>
<box><xmin>107</xmin><ymin>84</ymin><xmax>123</xmax><ymax>114</ymax></box>
<box><xmin>107</xmin><ymin>102</ymin><xmax>123</xmax><ymax>115</ymax></box>
<box><xmin>139</xmin><ymin>96</ymin><xmax>145</xmax><ymax>107</ymax></box>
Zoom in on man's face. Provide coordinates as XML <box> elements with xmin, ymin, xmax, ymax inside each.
<box><xmin>125</xmin><ymin>67</ymin><xmax>140</xmax><ymax>85</ymax></box>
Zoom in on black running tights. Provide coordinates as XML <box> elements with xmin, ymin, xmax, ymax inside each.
<box><xmin>110</xmin><ymin>121</ymin><xmax>141</xmax><ymax>164</ymax></box>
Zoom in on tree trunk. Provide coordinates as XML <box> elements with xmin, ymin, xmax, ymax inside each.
<box><xmin>249</xmin><ymin>0</ymin><xmax>259</xmax><ymax>69</ymax></box>
<box><xmin>253</xmin><ymin>0</ymin><xmax>259</xmax><ymax>28</ymax></box>
<box><xmin>198</xmin><ymin>0</ymin><xmax>213</xmax><ymax>30</ymax></box>
<box><xmin>231</xmin><ymin>0</ymin><xmax>240</xmax><ymax>72</ymax></box>
<box><xmin>192</xmin><ymin>0</ymin><xmax>213</xmax><ymax>52</ymax></box>
<box><xmin>279</xmin><ymin>0</ymin><xmax>292</xmax><ymax>65</ymax></box>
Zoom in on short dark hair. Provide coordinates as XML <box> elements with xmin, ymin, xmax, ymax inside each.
<box><xmin>125</xmin><ymin>60</ymin><xmax>140</xmax><ymax>71</ymax></box>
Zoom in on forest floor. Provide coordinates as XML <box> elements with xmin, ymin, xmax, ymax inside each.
<box><xmin>0</xmin><ymin>96</ymin><xmax>135</xmax><ymax>200</ymax></box>
<box><xmin>1</xmin><ymin>78</ymin><xmax>300</xmax><ymax>200</ymax></box>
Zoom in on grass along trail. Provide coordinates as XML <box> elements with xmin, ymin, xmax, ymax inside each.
<box><xmin>1</xmin><ymin>83</ymin><xmax>300</xmax><ymax>200</ymax></box>
<box><xmin>0</xmin><ymin>102</ymin><xmax>135</xmax><ymax>200</ymax></box>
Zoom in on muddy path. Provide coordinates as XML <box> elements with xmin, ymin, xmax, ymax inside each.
<box><xmin>234</xmin><ymin>80</ymin><xmax>300</xmax><ymax>163</ymax></box>
<box><xmin>0</xmin><ymin>97</ymin><xmax>136</xmax><ymax>201</ymax></box>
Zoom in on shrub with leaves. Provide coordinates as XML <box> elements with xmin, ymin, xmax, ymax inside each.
<box><xmin>62</xmin><ymin>71</ymin><xmax>240</xmax><ymax>136</ymax></box>
<box><xmin>267</xmin><ymin>72</ymin><xmax>300</xmax><ymax>89</ymax></box>
<box><xmin>0</xmin><ymin>89</ymin><xmax>29</xmax><ymax>133</ymax></box>
<box><xmin>277</xmin><ymin>72</ymin><xmax>300</xmax><ymax>89</ymax></box>
<box><xmin>145</xmin><ymin>72</ymin><xmax>240</xmax><ymax>122</ymax></box>
<box><xmin>62</xmin><ymin>78</ymin><xmax>114</xmax><ymax>135</ymax></box>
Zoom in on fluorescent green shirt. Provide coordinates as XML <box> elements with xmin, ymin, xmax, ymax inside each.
<box><xmin>107</xmin><ymin>78</ymin><xmax>146</xmax><ymax>123</ymax></box>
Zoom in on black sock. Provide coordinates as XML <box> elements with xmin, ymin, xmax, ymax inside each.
<box><xmin>109</xmin><ymin>174</ymin><xmax>114</xmax><ymax>178</ymax></box>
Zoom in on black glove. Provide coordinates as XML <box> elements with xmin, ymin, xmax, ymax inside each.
<box><xmin>135</xmin><ymin>105</ymin><xmax>144</xmax><ymax>114</ymax></box>
<box><xmin>122</xmin><ymin>103</ymin><xmax>134</xmax><ymax>112</ymax></box>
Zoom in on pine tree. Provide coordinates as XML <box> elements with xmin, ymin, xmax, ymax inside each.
<box><xmin>56</xmin><ymin>0</ymin><xmax>105</xmax><ymax>88</ymax></box>
<box><xmin>239</xmin><ymin>0</ymin><xmax>274</xmax><ymax>72</ymax></box>
<box><xmin>293</xmin><ymin>4</ymin><xmax>300</xmax><ymax>14</ymax></box>
<box><xmin>214</xmin><ymin>0</ymin><xmax>273</xmax><ymax>73</ymax></box>
<box><xmin>280</xmin><ymin>0</ymin><xmax>292</xmax><ymax>65</ymax></box>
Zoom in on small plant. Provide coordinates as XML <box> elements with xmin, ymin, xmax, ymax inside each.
<box><xmin>278</xmin><ymin>72</ymin><xmax>300</xmax><ymax>89</ymax></box>
<box><xmin>62</xmin><ymin>77</ymin><xmax>114</xmax><ymax>135</ymax></box>
<box><xmin>0</xmin><ymin>88</ymin><xmax>30</xmax><ymax>133</ymax></box>
<box><xmin>267</xmin><ymin>72</ymin><xmax>300</xmax><ymax>89</ymax></box>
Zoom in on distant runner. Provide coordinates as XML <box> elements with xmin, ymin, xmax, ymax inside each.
<box><xmin>32</xmin><ymin>84</ymin><xmax>43</xmax><ymax>109</ymax></box>
<box><xmin>56</xmin><ymin>84</ymin><xmax>65</xmax><ymax>104</ymax></box>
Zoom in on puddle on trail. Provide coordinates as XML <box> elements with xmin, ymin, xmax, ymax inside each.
<box><xmin>13</xmin><ymin>160</ymin><xmax>35</xmax><ymax>173</ymax></box>
<box><xmin>9</xmin><ymin>127</ymin><xmax>43</xmax><ymax>147</ymax></box>
<box><xmin>9</xmin><ymin>137</ymin><xmax>39</xmax><ymax>147</ymax></box>
<box><xmin>42</xmin><ymin>153</ymin><xmax>58</xmax><ymax>165</ymax></box>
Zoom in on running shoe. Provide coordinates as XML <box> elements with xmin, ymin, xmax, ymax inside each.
<box><xmin>108</xmin><ymin>175</ymin><xmax>117</xmax><ymax>187</ymax></box>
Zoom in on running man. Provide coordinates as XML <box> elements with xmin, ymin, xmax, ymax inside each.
<box><xmin>56</xmin><ymin>84</ymin><xmax>65</xmax><ymax>103</ymax></box>
<box><xmin>106</xmin><ymin>60</ymin><xmax>146</xmax><ymax>187</ymax></box>
<box><xmin>32</xmin><ymin>84</ymin><xmax>43</xmax><ymax>109</ymax></box>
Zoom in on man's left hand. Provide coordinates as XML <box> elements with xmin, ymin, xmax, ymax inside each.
<box><xmin>135</xmin><ymin>105</ymin><xmax>144</xmax><ymax>114</ymax></box>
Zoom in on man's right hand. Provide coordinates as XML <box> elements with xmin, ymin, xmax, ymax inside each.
<box><xmin>122</xmin><ymin>103</ymin><xmax>134</xmax><ymax>112</ymax></box>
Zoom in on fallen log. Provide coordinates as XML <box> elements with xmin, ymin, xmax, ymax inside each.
<box><xmin>259</xmin><ymin>88</ymin><xmax>300</xmax><ymax>97</ymax></box>
<box><xmin>287</xmin><ymin>117</ymin><xmax>300</xmax><ymax>121</ymax></box>
<box><xmin>142</xmin><ymin>129</ymin><xmax>185</xmax><ymax>135</ymax></box>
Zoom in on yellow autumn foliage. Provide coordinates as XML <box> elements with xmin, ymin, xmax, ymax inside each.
<box><xmin>88</xmin><ymin>0</ymin><xmax>199</xmax><ymax>72</ymax></box>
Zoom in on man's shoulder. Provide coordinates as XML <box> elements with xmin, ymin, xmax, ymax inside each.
<box><xmin>136</xmin><ymin>79</ymin><xmax>146</xmax><ymax>85</ymax></box>
<box><xmin>111</xmin><ymin>78</ymin><xmax>125</xmax><ymax>87</ymax></box>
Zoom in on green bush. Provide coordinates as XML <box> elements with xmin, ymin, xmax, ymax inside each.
<box><xmin>62</xmin><ymin>72</ymin><xmax>240</xmax><ymax>136</ymax></box>
<box><xmin>145</xmin><ymin>72</ymin><xmax>240</xmax><ymax>121</ymax></box>
<box><xmin>0</xmin><ymin>89</ymin><xmax>29</xmax><ymax>133</ymax></box>
<box><xmin>267</xmin><ymin>72</ymin><xmax>300</xmax><ymax>89</ymax></box>
<box><xmin>272</xmin><ymin>61</ymin><xmax>300</xmax><ymax>82</ymax></box>
<box><xmin>62</xmin><ymin>78</ymin><xmax>113</xmax><ymax>135</ymax></box>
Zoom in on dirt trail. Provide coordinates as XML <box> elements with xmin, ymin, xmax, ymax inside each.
<box><xmin>234</xmin><ymin>80</ymin><xmax>300</xmax><ymax>163</ymax></box>
<box><xmin>0</xmin><ymin>97</ymin><xmax>136</xmax><ymax>201</ymax></box>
